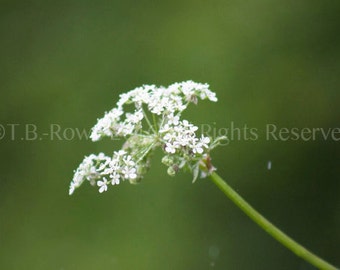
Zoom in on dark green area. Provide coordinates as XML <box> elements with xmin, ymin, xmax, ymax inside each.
<box><xmin>0</xmin><ymin>0</ymin><xmax>339</xmax><ymax>269</ymax></box>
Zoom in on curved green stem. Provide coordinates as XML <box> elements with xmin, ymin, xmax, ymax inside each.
<box><xmin>209</xmin><ymin>172</ymin><xmax>338</xmax><ymax>270</ymax></box>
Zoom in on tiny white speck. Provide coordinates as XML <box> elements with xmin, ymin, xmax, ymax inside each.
<box><xmin>267</xmin><ymin>161</ymin><xmax>272</xmax><ymax>170</ymax></box>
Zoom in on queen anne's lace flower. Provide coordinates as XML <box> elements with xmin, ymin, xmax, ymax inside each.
<box><xmin>70</xmin><ymin>80</ymin><xmax>224</xmax><ymax>195</ymax></box>
<box><xmin>97</xmin><ymin>178</ymin><xmax>109</xmax><ymax>193</ymax></box>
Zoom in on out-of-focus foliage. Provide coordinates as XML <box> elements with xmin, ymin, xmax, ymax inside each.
<box><xmin>0</xmin><ymin>0</ymin><xmax>339</xmax><ymax>269</ymax></box>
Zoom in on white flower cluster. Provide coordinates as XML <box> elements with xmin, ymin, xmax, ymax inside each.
<box><xmin>69</xmin><ymin>153</ymin><xmax>110</xmax><ymax>195</ymax></box>
<box><xmin>161</xmin><ymin>119</ymin><xmax>210</xmax><ymax>155</ymax></box>
<box><xmin>70</xmin><ymin>80</ymin><xmax>223</xmax><ymax>195</ymax></box>
<box><xmin>69</xmin><ymin>150</ymin><xmax>142</xmax><ymax>195</ymax></box>
<box><xmin>90</xmin><ymin>81</ymin><xmax>216</xmax><ymax>141</ymax></box>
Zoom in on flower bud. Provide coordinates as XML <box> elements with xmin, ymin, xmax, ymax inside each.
<box><xmin>129</xmin><ymin>177</ymin><xmax>141</xmax><ymax>184</ymax></box>
<box><xmin>162</xmin><ymin>155</ymin><xmax>173</xmax><ymax>166</ymax></box>
<box><xmin>137</xmin><ymin>165</ymin><xmax>148</xmax><ymax>175</ymax></box>
<box><xmin>167</xmin><ymin>166</ymin><xmax>176</xmax><ymax>176</ymax></box>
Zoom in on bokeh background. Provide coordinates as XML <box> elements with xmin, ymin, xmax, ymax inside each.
<box><xmin>1</xmin><ymin>0</ymin><xmax>339</xmax><ymax>269</ymax></box>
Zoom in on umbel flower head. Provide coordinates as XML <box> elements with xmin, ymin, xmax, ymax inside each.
<box><xmin>69</xmin><ymin>80</ymin><xmax>225</xmax><ymax>195</ymax></box>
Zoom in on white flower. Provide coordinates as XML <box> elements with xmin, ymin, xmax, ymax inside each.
<box><xmin>117</xmin><ymin>93</ymin><xmax>131</xmax><ymax>107</ymax></box>
<box><xmin>192</xmin><ymin>142</ymin><xmax>204</xmax><ymax>154</ymax></box>
<box><xmin>123</xmin><ymin>155</ymin><xmax>135</xmax><ymax>167</ymax></box>
<box><xmin>90</xmin><ymin>108</ymin><xmax>123</xmax><ymax>141</ymax></box>
<box><xmin>110</xmin><ymin>173</ymin><xmax>120</xmax><ymax>185</ymax></box>
<box><xmin>126</xmin><ymin>109</ymin><xmax>143</xmax><ymax>124</ymax></box>
<box><xmin>180</xmin><ymin>83</ymin><xmax>196</xmax><ymax>101</ymax></box>
<box><xmin>159</xmin><ymin>124</ymin><xmax>171</xmax><ymax>133</ymax></box>
<box><xmin>69</xmin><ymin>182</ymin><xmax>76</xmax><ymax>195</ymax></box>
<box><xmin>182</xmin><ymin>120</ymin><xmax>198</xmax><ymax>133</ymax></box>
<box><xmin>175</xmin><ymin>134</ymin><xmax>191</xmax><ymax>147</ymax></box>
<box><xmin>110</xmin><ymin>160</ymin><xmax>120</xmax><ymax>171</ymax></box>
<box><xmin>70</xmin><ymin>80</ymin><xmax>221</xmax><ymax>195</ymax></box>
<box><xmin>200</xmin><ymin>136</ymin><xmax>210</xmax><ymax>147</ymax></box>
<box><xmin>162</xmin><ymin>130</ymin><xmax>176</xmax><ymax>142</ymax></box>
<box><xmin>202</xmin><ymin>90</ymin><xmax>218</xmax><ymax>102</ymax></box>
<box><xmin>167</xmin><ymin>113</ymin><xmax>180</xmax><ymax>126</ymax></box>
<box><xmin>130</xmin><ymin>85</ymin><xmax>154</xmax><ymax>105</ymax></box>
<box><xmin>115</xmin><ymin>150</ymin><xmax>127</xmax><ymax>157</ymax></box>
<box><xmin>69</xmin><ymin>153</ymin><xmax>112</xmax><ymax>194</ymax></box>
<box><xmin>150</xmin><ymin>103</ymin><xmax>164</xmax><ymax>115</ymax></box>
<box><xmin>97</xmin><ymin>178</ymin><xmax>109</xmax><ymax>193</ymax></box>
<box><xmin>190</xmin><ymin>136</ymin><xmax>210</xmax><ymax>154</ymax></box>
<box><xmin>122</xmin><ymin>167</ymin><xmax>137</xmax><ymax>179</ymax></box>
<box><xmin>117</xmin><ymin>122</ymin><xmax>135</xmax><ymax>136</ymax></box>
<box><xmin>90</xmin><ymin>131</ymin><xmax>101</xmax><ymax>142</ymax></box>
<box><xmin>165</xmin><ymin>143</ymin><xmax>176</xmax><ymax>154</ymax></box>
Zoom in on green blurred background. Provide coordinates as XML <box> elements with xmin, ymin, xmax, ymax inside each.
<box><xmin>1</xmin><ymin>0</ymin><xmax>339</xmax><ymax>269</ymax></box>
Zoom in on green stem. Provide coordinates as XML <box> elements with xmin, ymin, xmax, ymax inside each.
<box><xmin>141</xmin><ymin>107</ymin><xmax>157</xmax><ymax>134</ymax></box>
<box><xmin>209</xmin><ymin>172</ymin><xmax>338</xmax><ymax>270</ymax></box>
<box><xmin>152</xmin><ymin>113</ymin><xmax>158</xmax><ymax>131</ymax></box>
